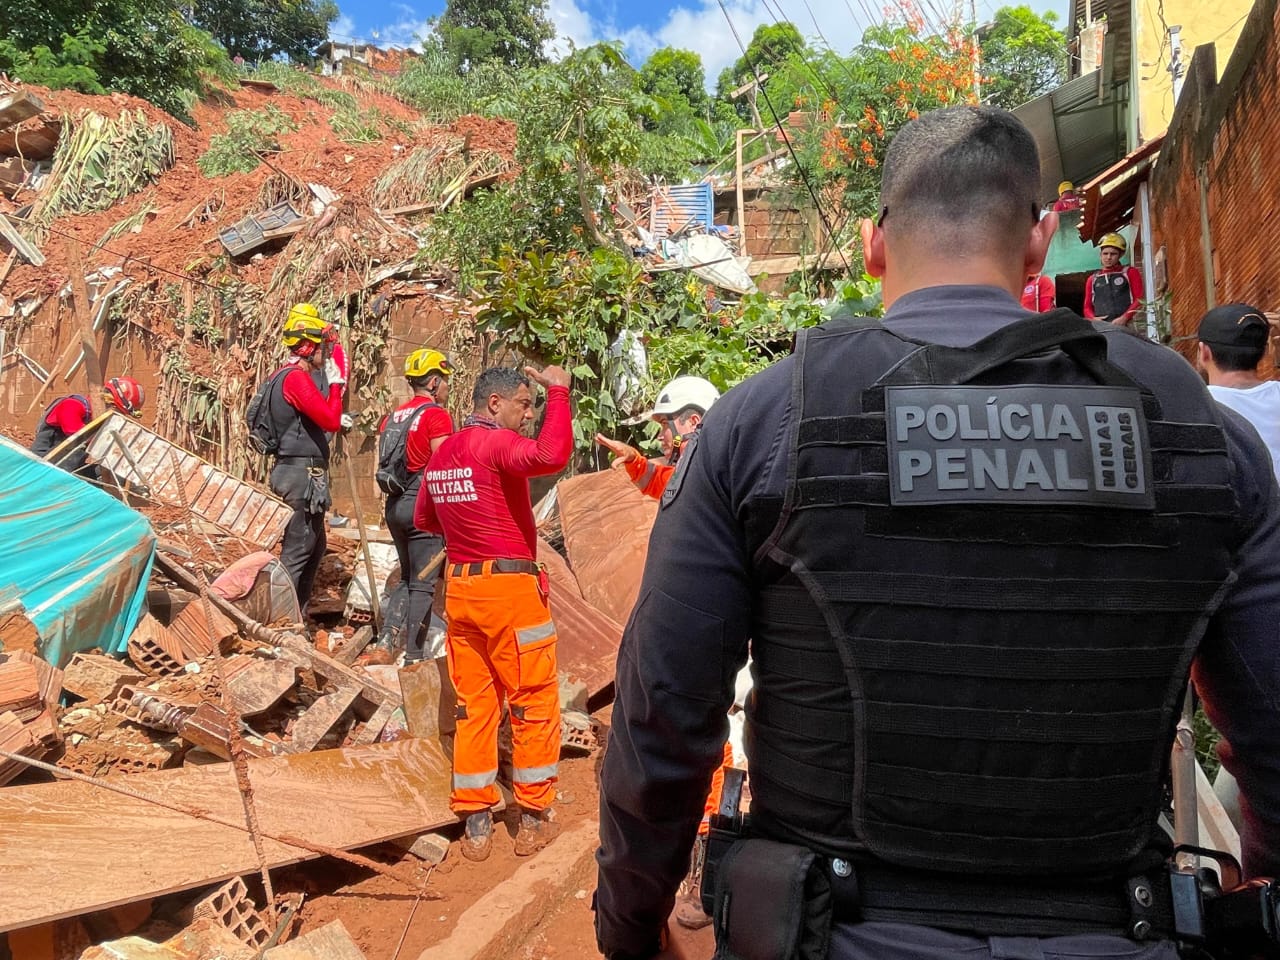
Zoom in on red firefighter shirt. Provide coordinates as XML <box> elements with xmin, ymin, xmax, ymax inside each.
<box><xmin>414</xmin><ymin>385</ymin><xmax>572</xmax><ymax>562</ymax></box>
<box><xmin>43</xmin><ymin>396</ymin><xmax>92</xmax><ymax>435</ymax></box>
<box><xmin>379</xmin><ymin>397</ymin><xmax>454</xmax><ymax>473</ymax></box>
<box><xmin>279</xmin><ymin>366</ymin><xmax>343</xmax><ymax>432</ymax></box>
<box><xmin>1020</xmin><ymin>275</ymin><xmax>1055</xmax><ymax>313</ymax></box>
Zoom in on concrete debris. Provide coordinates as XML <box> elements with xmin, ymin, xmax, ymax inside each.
<box><xmin>262</xmin><ymin>920</ymin><xmax>367</xmax><ymax>960</ymax></box>
<box><xmin>394</xmin><ymin>830</ymin><xmax>451</xmax><ymax>865</ymax></box>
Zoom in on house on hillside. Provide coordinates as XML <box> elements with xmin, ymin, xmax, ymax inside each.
<box><xmin>1011</xmin><ymin>0</ymin><xmax>1254</xmax><ymax>322</ymax></box>
<box><xmin>320</xmin><ymin>42</ymin><xmax>419</xmax><ymax>77</ymax></box>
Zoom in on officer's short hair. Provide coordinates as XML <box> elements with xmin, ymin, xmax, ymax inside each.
<box><xmin>473</xmin><ymin>367</ymin><xmax>530</xmax><ymax>407</ymax></box>
<box><xmin>879</xmin><ymin>106</ymin><xmax>1041</xmax><ymax>256</ymax></box>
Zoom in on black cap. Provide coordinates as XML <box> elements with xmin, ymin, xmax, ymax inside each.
<box><xmin>1197</xmin><ymin>303</ymin><xmax>1271</xmax><ymax>348</ymax></box>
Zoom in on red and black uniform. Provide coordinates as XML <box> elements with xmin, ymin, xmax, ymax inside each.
<box><xmin>31</xmin><ymin>395</ymin><xmax>93</xmax><ymax>473</ymax></box>
<box><xmin>1084</xmin><ymin>265</ymin><xmax>1143</xmax><ymax>324</ymax></box>
<box><xmin>1020</xmin><ymin>275</ymin><xmax>1055</xmax><ymax>313</ymax></box>
<box><xmin>379</xmin><ymin>396</ymin><xmax>453</xmax><ymax>660</ymax></box>
<box><xmin>264</xmin><ymin>365</ymin><xmax>343</xmax><ymax>607</ymax></box>
<box><xmin>415</xmin><ymin>386</ymin><xmax>573</xmax><ymax>814</ymax></box>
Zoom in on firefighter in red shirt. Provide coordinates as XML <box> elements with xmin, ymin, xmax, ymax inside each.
<box><xmin>1021</xmin><ymin>273</ymin><xmax>1055</xmax><ymax>312</ymax></box>
<box><xmin>594</xmin><ymin>376</ymin><xmax>720</xmax><ymax>498</ymax></box>
<box><xmin>253</xmin><ymin>310</ymin><xmax>345</xmax><ymax>609</ymax></box>
<box><xmin>376</xmin><ymin>348</ymin><xmax>454</xmax><ymax>662</ymax></box>
<box><xmin>1084</xmin><ymin>233</ymin><xmax>1144</xmax><ymax>325</ymax></box>
<box><xmin>31</xmin><ymin>376</ymin><xmax>145</xmax><ymax>474</ymax></box>
<box><xmin>415</xmin><ymin>364</ymin><xmax>573</xmax><ymax>862</ymax></box>
<box><xmin>1052</xmin><ymin>180</ymin><xmax>1081</xmax><ymax>212</ymax></box>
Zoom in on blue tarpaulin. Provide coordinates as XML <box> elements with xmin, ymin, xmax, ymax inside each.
<box><xmin>0</xmin><ymin>437</ymin><xmax>155</xmax><ymax>667</ymax></box>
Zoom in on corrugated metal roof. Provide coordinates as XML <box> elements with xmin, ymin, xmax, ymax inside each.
<box><xmin>1078</xmin><ymin>134</ymin><xmax>1165</xmax><ymax>242</ymax></box>
<box><xmin>1067</xmin><ymin>0</ymin><xmax>1131</xmax><ymax>84</ymax></box>
<box><xmin>649</xmin><ymin>183</ymin><xmax>713</xmax><ymax>241</ymax></box>
<box><xmin>1015</xmin><ymin>67</ymin><xmax>1129</xmax><ymax>205</ymax></box>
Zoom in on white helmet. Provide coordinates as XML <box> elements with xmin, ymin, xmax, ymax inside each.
<box><xmin>650</xmin><ymin>376</ymin><xmax>719</xmax><ymax>418</ymax></box>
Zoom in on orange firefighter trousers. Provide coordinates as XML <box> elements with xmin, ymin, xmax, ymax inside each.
<box><xmin>699</xmin><ymin>743</ymin><xmax>735</xmax><ymax>835</ymax></box>
<box><xmin>444</xmin><ymin>565</ymin><xmax>561</xmax><ymax>814</ymax></box>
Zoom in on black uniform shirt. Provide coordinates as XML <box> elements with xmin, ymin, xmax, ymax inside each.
<box><xmin>595</xmin><ymin>285</ymin><xmax>1280</xmax><ymax>958</ymax></box>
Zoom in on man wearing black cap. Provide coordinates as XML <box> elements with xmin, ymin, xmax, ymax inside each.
<box><xmin>1198</xmin><ymin>303</ymin><xmax>1280</xmax><ymax>478</ymax></box>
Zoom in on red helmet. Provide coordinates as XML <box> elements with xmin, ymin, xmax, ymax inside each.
<box><xmin>105</xmin><ymin>376</ymin><xmax>145</xmax><ymax>417</ymax></box>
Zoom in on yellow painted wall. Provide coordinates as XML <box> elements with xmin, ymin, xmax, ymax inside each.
<box><xmin>1134</xmin><ymin>0</ymin><xmax>1253</xmax><ymax>141</ymax></box>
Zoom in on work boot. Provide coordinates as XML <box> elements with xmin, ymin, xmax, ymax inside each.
<box><xmin>513</xmin><ymin>807</ymin><xmax>561</xmax><ymax>856</ymax></box>
<box><xmin>674</xmin><ymin>891</ymin><xmax>713</xmax><ymax>930</ymax></box>
<box><xmin>674</xmin><ymin>832</ymin><xmax>711</xmax><ymax>929</ymax></box>
<box><xmin>459</xmin><ymin>810</ymin><xmax>493</xmax><ymax>862</ymax></box>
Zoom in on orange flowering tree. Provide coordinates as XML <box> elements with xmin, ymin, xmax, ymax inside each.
<box><xmin>765</xmin><ymin>5</ymin><xmax>978</xmax><ymax>229</ymax></box>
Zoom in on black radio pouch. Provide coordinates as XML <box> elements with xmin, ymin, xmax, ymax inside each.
<box><xmin>710</xmin><ymin>838</ymin><xmax>833</xmax><ymax>960</ymax></box>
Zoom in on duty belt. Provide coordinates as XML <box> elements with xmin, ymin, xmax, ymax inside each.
<box><xmin>827</xmin><ymin>858</ymin><xmax>1177</xmax><ymax>940</ymax></box>
<box><xmin>448</xmin><ymin>559</ymin><xmax>541</xmax><ymax>577</ymax></box>
<box><xmin>275</xmin><ymin>455</ymin><xmax>327</xmax><ymax>468</ymax></box>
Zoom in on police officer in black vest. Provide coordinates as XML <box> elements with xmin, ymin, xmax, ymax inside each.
<box><xmin>595</xmin><ymin>106</ymin><xmax>1280</xmax><ymax>960</ymax></box>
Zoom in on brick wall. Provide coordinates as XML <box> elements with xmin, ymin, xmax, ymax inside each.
<box><xmin>1149</xmin><ymin>0</ymin><xmax>1280</xmax><ymax>377</ymax></box>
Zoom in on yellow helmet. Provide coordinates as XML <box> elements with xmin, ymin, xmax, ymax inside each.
<box><xmin>405</xmin><ymin>348</ymin><xmax>453</xmax><ymax>380</ymax></box>
<box><xmin>1099</xmin><ymin>232</ymin><xmax>1127</xmax><ymax>253</ymax></box>
<box><xmin>288</xmin><ymin>302</ymin><xmax>321</xmax><ymax>325</ymax></box>
<box><xmin>1058</xmin><ymin>180</ymin><xmax>1075</xmax><ymax>195</ymax></box>
<box><xmin>282</xmin><ymin>312</ymin><xmax>332</xmax><ymax>353</ymax></box>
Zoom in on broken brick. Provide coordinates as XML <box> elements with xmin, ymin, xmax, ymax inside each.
<box><xmin>183</xmin><ymin>877</ymin><xmax>271</xmax><ymax>951</ymax></box>
<box><xmin>0</xmin><ymin>659</ymin><xmax>42</xmax><ymax>721</ymax></box>
<box><xmin>127</xmin><ymin>616</ymin><xmax>187</xmax><ymax>677</ymax></box>
<box><xmin>62</xmin><ymin>653</ymin><xmax>143</xmax><ymax>703</ymax></box>
<box><xmin>168</xmin><ymin>600</ymin><xmax>237</xmax><ymax>661</ymax></box>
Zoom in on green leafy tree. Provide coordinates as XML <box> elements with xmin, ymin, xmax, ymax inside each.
<box><xmin>500</xmin><ymin>43</ymin><xmax>656</xmax><ymax>246</ymax></box>
<box><xmin>0</xmin><ymin>0</ymin><xmax>230</xmax><ymax>120</ymax></box>
<box><xmin>639</xmin><ymin>47</ymin><xmax>707</xmax><ymax>115</ymax></box>
<box><xmin>191</xmin><ymin>0</ymin><xmax>339</xmax><ymax>63</ymax></box>
<box><xmin>978</xmin><ymin>5</ymin><xmax>1067</xmax><ymax>109</ymax></box>
<box><xmin>436</xmin><ymin>0</ymin><xmax>555</xmax><ymax>69</ymax></box>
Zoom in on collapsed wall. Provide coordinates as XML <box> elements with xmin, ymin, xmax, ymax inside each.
<box><xmin>0</xmin><ymin>77</ymin><xmax>516</xmax><ymax>517</ymax></box>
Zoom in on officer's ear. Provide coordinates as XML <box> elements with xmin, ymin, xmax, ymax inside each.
<box><xmin>860</xmin><ymin>217</ymin><xmax>886</xmax><ymax>278</ymax></box>
<box><xmin>1024</xmin><ymin>210</ymin><xmax>1058</xmax><ymax>279</ymax></box>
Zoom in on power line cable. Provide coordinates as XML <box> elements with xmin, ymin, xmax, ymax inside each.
<box><xmin>715</xmin><ymin>0</ymin><xmax>853</xmax><ymax>279</ymax></box>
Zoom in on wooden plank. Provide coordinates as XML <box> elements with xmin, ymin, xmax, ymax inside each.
<box><xmin>0</xmin><ymin>90</ymin><xmax>45</xmax><ymax>128</ymax></box>
<box><xmin>351</xmin><ymin>700</ymin><xmax>396</xmax><ymax>746</ymax></box>
<box><xmin>0</xmin><ymin>739</ymin><xmax>453</xmax><ymax>932</ymax></box>
<box><xmin>66</xmin><ymin>241</ymin><xmax>104</xmax><ymax>416</ymax></box>
<box><xmin>0</xmin><ymin>212</ymin><xmax>44</xmax><ymax>266</ymax></box>
<box><xmin>288</xmin><ymin>686</ymin><xmax>360</xmax><ymax>753</ymax></box>
<box><xmin>537</xmin><ymin>540</ymin><xmax>621</xmax><ymax>704</ymax></box>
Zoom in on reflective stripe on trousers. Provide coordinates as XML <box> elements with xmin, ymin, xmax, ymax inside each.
<box><xmin>444</xmin><ymin>565</ymin><xmax>561</xmax><ymax>814</ymax></box>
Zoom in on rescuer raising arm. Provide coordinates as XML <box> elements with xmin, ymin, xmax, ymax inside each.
<box><xmin>595</xmin><ymin>106</ymin><xmax>1280</xmax><ymax>960</ymax></box>
<box><xmin>415</xmin><ymin>364</ymin><xmax>573</xmax><ymax>863</ymax></box>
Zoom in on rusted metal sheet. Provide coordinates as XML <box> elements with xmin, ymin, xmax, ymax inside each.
<box><xmin>86</xmin><ymin>414</ymin><xmax>292</xmax><ymax>549</ymax></box>
<box><xmin>556</xmin><ymin>469</ymin><xmax>657</xmax><ymax>626</ymax></box>
<box><xmin>538</xmin><ymin>539</ymin><xmax>620</xmax><ymax>705</ymax></box>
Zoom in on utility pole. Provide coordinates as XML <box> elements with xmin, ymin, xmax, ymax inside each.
<box><xmin>970</xmin><ymin>0</ymin><xmax>982</xmax><ymax>101</ymax></box>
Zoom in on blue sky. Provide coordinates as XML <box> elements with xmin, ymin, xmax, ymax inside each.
<box><xmin>332</xmin><ymin>0</ymin><xmax>1069</xmax><ymax>85</ymax></box>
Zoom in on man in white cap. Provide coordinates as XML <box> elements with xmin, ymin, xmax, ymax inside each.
<box><xmin>595</xmin><ymin>375</ymin><xmax>720</xmax><ymax>498</ymax></box>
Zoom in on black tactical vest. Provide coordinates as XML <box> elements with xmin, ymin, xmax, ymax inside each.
<box><xmin>266</xmin><ymin>367</ymin><xmax>330</xmax><ymax>461</ymax></box>
<box><xmin>749</xmin><ymin>310</ymin><xmax>1237</xmax><ymax>893</ymax></box>
<box><xmin>31</xmin><ymin>394</ymin><xmax>91</xmax><ymax>471</ymax></box>
<box><xmin>1091</xmin><ymin>269</ymin><xmax>1135</xmax><ymax>320</ymax></box>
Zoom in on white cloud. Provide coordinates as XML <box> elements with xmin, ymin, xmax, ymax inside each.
<box><xmin>547</xmin><ymin>0</ymin><xmax>603</xmax><ymax>54</ymax></box>
<box><xmin>330</xmin><ymin>12</ymin><xmax>357</xmax><ymax>42</ymax></box>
